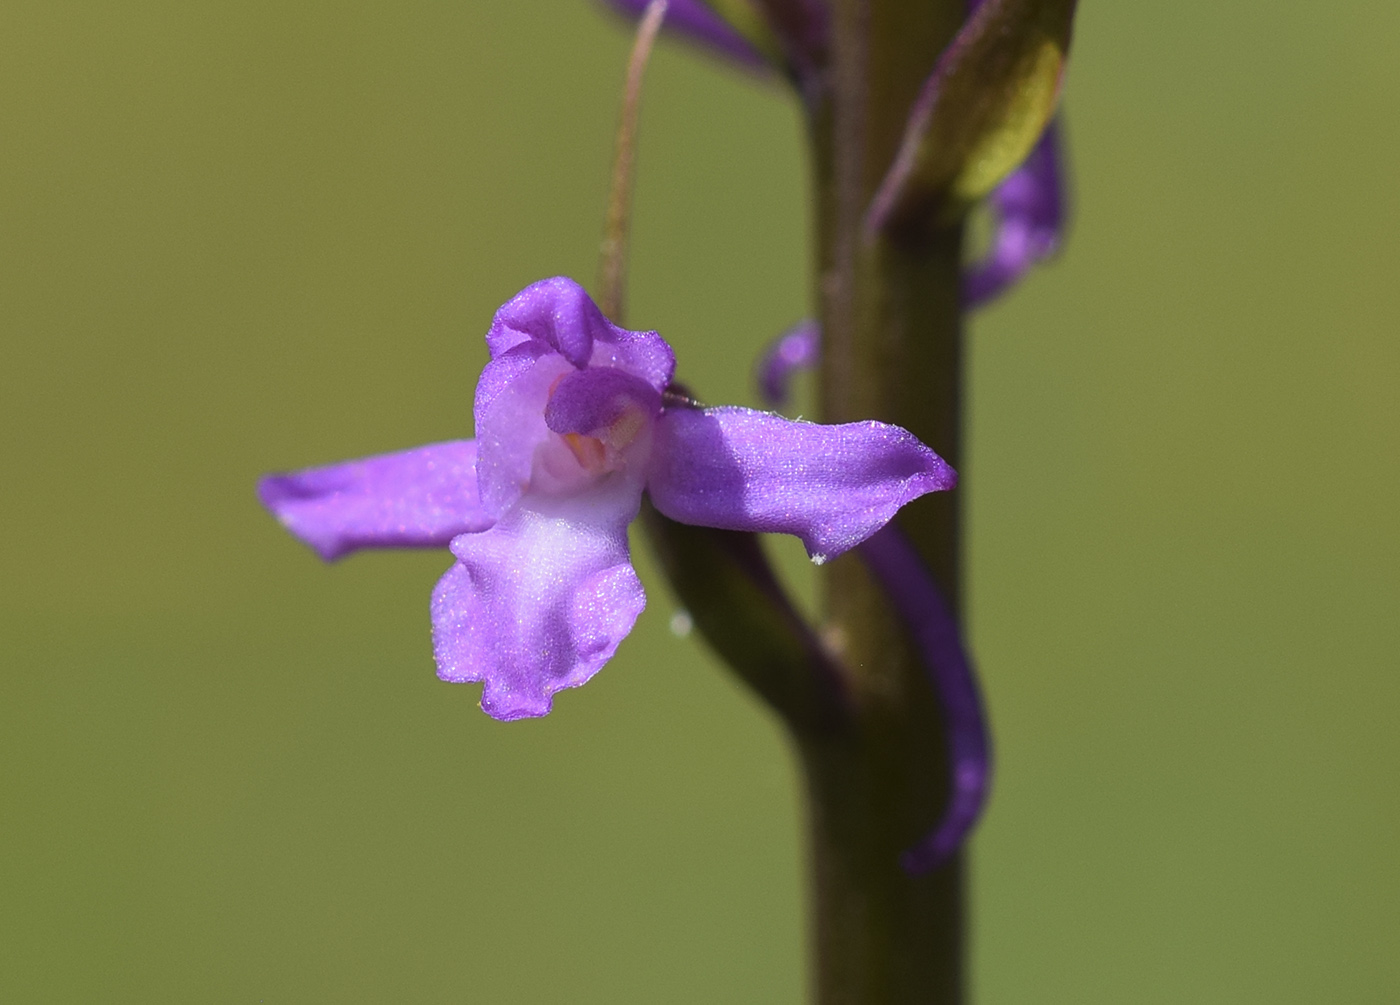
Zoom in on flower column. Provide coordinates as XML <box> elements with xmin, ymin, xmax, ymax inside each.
<box><xmin>806</xmin><ymin>1</ymin><xmax>971</xmax><ymax>1001</ymax></box>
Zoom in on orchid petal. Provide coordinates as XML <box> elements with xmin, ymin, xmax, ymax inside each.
<box><xmin>431</xmin><ymin>482</ymin><xmax>647</xmax><ymax>721</ymax></box>
<box><xmin>473</xmin><ymin>350</ymin><xmax>577</xmax><ymax>519</ymax></box>
<box><xmin>484</xmin><ymin>276</ymin><xmax>675</xmax><ymax>392</ymax></box>
<box><xmin>648</xmin><ymin>406</ymin><xmax>956</xmax><ymax>563</ymax></box>
<box><xmin>471</xmin><ymin>339</ymin><xmax>551</xmax><ymax>433</ymax></box>
<box><xmin>485</xmin><ymin>276</ymin><xmax>606</xmax><ymax>365</ymax></box>
<box><xmin>584</xmin><ymin>328</ymin><xmax>675</xmax><ymax>396</ymax></box>
<box><xmin>598</xmin><ymin>0</ymin><xmax>770</xmax><ymax>70</ymax></box>
<box><xmin>258</xmin><ymin>441</ymin><xmax>492</xmax><ymax>561</ymax></box>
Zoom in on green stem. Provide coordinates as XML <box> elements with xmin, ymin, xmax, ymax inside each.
<box><xmin>602</xmin><ymin>1</ymin><xmax>845</xmax><ymax>741</ymax></box>
<box><xmin>639</xmin><ymin>500</ymin><xmax>848</xmax><ymax>733</ymax></box>
<box><xmin>801</xmin><ymin>0</ymin><xmax>970</xmax><ymax>1001</ymax></box>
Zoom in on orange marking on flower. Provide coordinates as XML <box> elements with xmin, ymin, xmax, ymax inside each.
<box><xmin>563</xmin><ymin>432</ymin><xmax>608</xmax><ymax>473</ymax></box>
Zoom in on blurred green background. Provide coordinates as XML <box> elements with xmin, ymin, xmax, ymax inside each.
<box><xmin>2</xmin><ymin>1</ymin><xmax>1396</xmax><ymax>1001</ymax></box>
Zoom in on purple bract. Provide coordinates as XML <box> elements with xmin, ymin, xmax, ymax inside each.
<box><xmin>260</xmin><ymin>278</ymin><xmax>955</xmax><ymax>721</ymax></box>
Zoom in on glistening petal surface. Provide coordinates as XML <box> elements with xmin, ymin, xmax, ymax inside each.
<box><xmin>258</xmin><ymin>441</ymin><xmax>492</xmax><ymax>561</ymax></box>
<box><xmin>484</xmin><ymin>276</ymin><xmax>674</xmax><ymax>392</ymax></box>
<box><xmin>473</xmin><ymin>351</ymin><xmax>577</xmax><ymax>519</ymax></box>
<box><xmin>648</xmin><ymin>406</ymin><xmax>956</xmax><ymax>562</ymax></box>
<box><xmin>431</xmin><ymin>481</ymin><xmax>647</xmax><ymax>721</ymax></box>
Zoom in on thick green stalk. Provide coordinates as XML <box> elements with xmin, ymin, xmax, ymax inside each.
<box><xmin>801</xmin><ymin>0</ymin><xmax>970</xmax><ymax>1001</ymax></box>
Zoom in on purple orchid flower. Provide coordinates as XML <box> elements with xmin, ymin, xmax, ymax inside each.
<box><xmin>598</xmin><ymin>0</ymin><xmax>769</xmax><ymax>70</ymax></box>
<box><xmin>260</xmin><ymin>278</ymin><xmax>955</xmax><ymax>721</ymax></box>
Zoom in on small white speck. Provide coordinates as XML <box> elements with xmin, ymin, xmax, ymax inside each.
<box><xmin>669</xmin><ymin>610</ymin><xmax>694</xmax><ymax>637</ymax></box>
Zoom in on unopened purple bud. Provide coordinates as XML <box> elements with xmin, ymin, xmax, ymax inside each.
<box><xmin>964</xmin><ymin>121</ymin><xmax>1067</xmax><ymax>308</ymax></box>
<box><xmin>756</xmin><ymin>319</ymin><xmax>821</xmax><ymax>406</ymax></box>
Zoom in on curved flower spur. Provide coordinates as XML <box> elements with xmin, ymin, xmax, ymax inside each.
<box><xmin>259</xmin><ymin>277</ymin><xmax>956</xmax><ymax>721</ymax></box>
